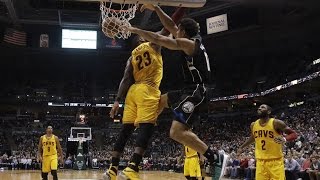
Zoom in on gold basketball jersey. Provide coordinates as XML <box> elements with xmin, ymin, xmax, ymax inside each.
<box><xmin>252</xmin><ymin>118</ymin><xmax>283</xmax><ymax>159</ymax></box>
<box><xmin>185</xmin><ymin>146</ymin><xmax>198</xmax><ymax>158</ymax></box>
<box><xmin>42</xmin><ymin>135</ymin><xmax>57</xmax><ymax>156</ymax></box>
<box><xmin>131</xmin><ymin>42</ymin><xmax>163</xmax><ymax>88</ymax></box>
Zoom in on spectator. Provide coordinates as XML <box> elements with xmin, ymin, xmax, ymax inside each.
<box><xmin>298</xmin><ymin>154</ymin><xmax>311</xmax><ymax>180</ymax></box>
<box><xmin>285</xmin><ymin>155</ymin><xmax>301</xmax><ymax>179</ymax></box>
<box><xmin>308</xmin><ymin>156</ymin><xmax>319</xmax><ymax>180</ymax></box>
<box><xmin>245</xmin><ymin>154</ymin><xmax>255</xmax><ymax>180</ymax></box>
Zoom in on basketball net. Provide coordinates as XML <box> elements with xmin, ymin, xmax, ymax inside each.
<box><xmin>100</xmin><ymin>1</ymin><xmax>138</xmax><ymax>39</ymax></box>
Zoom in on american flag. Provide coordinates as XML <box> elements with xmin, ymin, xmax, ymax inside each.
<box><xmin>3</xmin><ymin>28</ymin><xmax>27</xmax><ymax>46</ymax></box>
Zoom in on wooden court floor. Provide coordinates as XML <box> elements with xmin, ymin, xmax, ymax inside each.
<box><xmin>0</xmin><ymin>170</ymin><xmax>213</xmax><ymax>180</ymax></box>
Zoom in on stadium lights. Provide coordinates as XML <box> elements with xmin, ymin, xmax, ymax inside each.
<box><xmin>313</xmin><ymin>58</ymin><xmax>320</xmax><ymax>65</ymax></box>
<box><xmin>210</xmin><ymin>71</ymin><xmax>320</xmax><ymax>102</ymax></box>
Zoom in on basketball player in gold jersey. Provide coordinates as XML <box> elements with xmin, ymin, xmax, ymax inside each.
<box><xmin>184</xmin><ymin>145</ymin><xmax>205</xmax><ymax>180</ymax></box>
<box><xmin>105</xmin><ymin>8</ymin><xmax>185</xmax><ymax>180</ymax></box>
<box><xmin>38</xmin><ymin>126</ymin><xmax>63</xmax><ymax>180</ymax></box>
<box><xmin>125</xmin><ymin>4</ymin><xmax>222</xmax><ymax>175</ymax></box>
<box><xmin>237</xmin><ymin>104</ymin><xmax>297</xmax><ymax>180</ymax></box>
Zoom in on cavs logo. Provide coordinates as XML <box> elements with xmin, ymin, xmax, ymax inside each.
<box><xmin>182</xmin><ymin>101</ymin><xmax>195</xmax><ymax>113</ymax></box>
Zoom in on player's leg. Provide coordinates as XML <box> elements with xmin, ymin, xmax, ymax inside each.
<box><xmin>121</xmin><ymin>123</ymin><xmax>154</xmax><ymax>179</ymax></box>
<box><xmin>105</xmin><ymin>86</ymin><xmax>137</xmax><ymax>180</ymax></box>
<box><xmin>157</xmin><ymin>93</ymin><xmax>169</xmax><ymax>115</ymax></box>
<box><xmin>184</xmin><ymin>157</ymin><xmax>190</xmax><ymax>179</ymax></box>
<box><xmin>255</xmin><ymin>159</ymin><xmax>269</xmax><ymax>180</ymax></box>
<box><xmin>41</xmin><ymin>172</ymin><xmax>49</xmax><ymax>180</ymax></box>
<box><xmin>267</xmin><ymin>159</ymin><xmax>285</xmax><ymax>180</ymax></box>
<box><xmin>41</xmin><ymin>156</ymin><xmax>50</xmax><ymax>180</ymax></box>
<box><xmin>189</xmin><ymin>157</ymin><xmax>202</xmax><ymax>180</ymax></box>
<box><xmin>50</xmin><ymin>155</ymin><xmax>58</xmax><ymax>180</ymax></box>
<box><xmin>166</xmin><ymin>87</ymin><xmax>218</xmax><ymax>165</ymax></box>
<box><xmin>120</xmin><ymin>84</ymin><xmax>159</xmax><ymax>179</ymax></box>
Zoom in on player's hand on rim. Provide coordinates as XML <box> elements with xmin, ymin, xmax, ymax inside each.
<box><xmin>274</xmin><ymin>136</ymin><xmax>286</xmax><ymax>144</ymax></box>
<box><xmin>140</xmin><ymin>4</ymin><xmax>156</xmax><ymax>12</ymax></box>
<box><xmin>109</xmin><ymin>101</ymin><xmax>120</xmax><ymax>118</ymax></box>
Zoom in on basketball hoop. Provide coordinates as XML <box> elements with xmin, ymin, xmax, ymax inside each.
<box><xmin>100</xmin><ymin>1</ymin><xmax>138</xmax><ymax>39</ymax></box>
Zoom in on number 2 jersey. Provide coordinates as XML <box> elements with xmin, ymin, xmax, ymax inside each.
<box><xmin>252</xmin><ymin>118</ymin><xmax>283</xmax><ymax>160</ymax></box>
<box><xmin>131</xmin><ymin>42</ymin><xmax>163</xmax><ymax>88</ymax></box>
<box><xmin>42</xmin><ymin>135</ymin><xmax>57</xmax><ymax>156</ymax></box>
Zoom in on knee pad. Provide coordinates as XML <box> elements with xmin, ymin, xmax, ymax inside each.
<box><xmin>135</xmin><ymin>123</ymin><xmax>154</xmax><ymax>149</ymax></box>
<box><xmin>41</xmin><ymin>172</ymin><xmax>48</xmax><ymax>180</ymax></box>
<box><xmin>113</xmin><ymin>124</ymin><xmax>135</xmax><ymax>152</ymax></box>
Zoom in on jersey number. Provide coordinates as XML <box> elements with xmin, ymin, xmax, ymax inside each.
<box><xmin>136</xmin><ymin>51</ymin><xmax>152</xmax><ymax>71</ymax></box>
<box><xmin>261</xmin><ymin>140</ymin><xmax>266</xmax><ymax>150</ymax></box>
<box><xmin>47</xmin><ymin>147</ymin><xmax>50</xmax><ymax>152</ymax></box>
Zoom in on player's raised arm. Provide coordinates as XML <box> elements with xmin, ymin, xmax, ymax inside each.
<box><xmin>110</xmin><ymin>57</ymin><xmax>134</xmax><ymax>118</ymax></box>
<box><xmin>237</xmin><ymin>122</ymin><xmax>255</xmax><ymax>155</ymax></box>
<box><xmin>38</xmin><ymin>136</ymin><xmax>43</xmax><ymax>162</ymax></box>
<box><xmin>274</xmin><ymin>119</ymin><xmax>297</xmax><ymax>144</ymax></box>
<box><xmin>127</xmin><ymin>27</ymin><xmax>195</xmax><ymax>56</ymax></box>
<box><xmin>141</xmin><ymin>5</ymin><xmax>179</xmax><ymax>37</ymax></box>
<box><xmin>55</xmin><ymin>136</ymin><xmax>63</xmax><ymax>161</ymax></box>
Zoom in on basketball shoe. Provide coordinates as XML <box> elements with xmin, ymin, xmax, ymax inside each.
<box><xmin>119</xmin><ymin>165</ymin><xmax>140</xmax><ymax>180</ymax></box>
<box><xmin>103</xmin><ymin>166</ymin><xmax>117</xmax><ymax>180</ymax></box>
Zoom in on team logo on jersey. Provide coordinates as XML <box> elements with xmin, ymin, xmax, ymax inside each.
<box><xmin>182</xmin><ymin>101</ymin><xmax>195</xmax><ymax>113</ymax></box>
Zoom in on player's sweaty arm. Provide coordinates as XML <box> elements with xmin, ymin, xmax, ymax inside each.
<box><xmin>153</xmin><ymin>5</ymin><xmax>179</xmax><ymax>37</ymax></box>
<box><xmin>238</xmin><ymin>122</ymin><xmax>255</xmax><ymax>152</ymax></box>
<box><xmin>147</xmin><ymin>6</ymin><xmax>185</xmax><ymax>51</ymax></box>
<box><xmin>141</xmin><ymin>4</ymin><xmax>184</xmax><ymax>37</ymax></box>
<box><xmin>115</xmin><ymin>56</ymin><xmax>134</xmax><ymax>102</ymax></box>
<box><xmin>128</xmin><ymin>27</ymin><xmax>195</xmax><ymax>56</ymax></box>
<box><xmin>274</xmin><ymin>119</ymin><xmax>297</xmax><ymax>142</ymax></box>
<box><xmin>55</xmin><ymin>136</ymin><xmax>63</xmax><ymax>160</ymax></box>
<box><xmin>38</xmin><ymin>136</ymin><xmax>43</xmax><ymax>160</ymax></box>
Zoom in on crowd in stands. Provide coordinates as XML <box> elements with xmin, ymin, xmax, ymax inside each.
<box><xmin>0</xmin><ymin>100</ymin><xmax>319</xmax><ymax>179</ymax></box>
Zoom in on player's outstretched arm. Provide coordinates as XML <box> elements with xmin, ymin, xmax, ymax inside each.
<box><xmin>141</xmin><ymin>5</ymin><xmax>179</xmax><ymax>37</ymax></box>
<box><xmin>127</xmin><ymin>27</ymin><xmax>195</xmax><ymax>56</ymax></box>
<box><xmin>237</xmin><ymin>122</ymin><xmax>255</xmax><ymax>155</ymax></box>
<box><xmin>38</xmin><ymin>136</ymin><xmax>43</xmax><ymax>162</ymax></box>
<box><xmin>110</xmin><ymin>57</ymin><xmax>134</xmax><ymax>118</ymax></box>
<box><xmin>274</xmin><ymin>119</ymin><xmax>297</xmax><ymax>143</ymax></box>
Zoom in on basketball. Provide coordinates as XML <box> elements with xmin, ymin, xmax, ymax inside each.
<box><xmin>102</xmin><ymin>17</ymin><xmax>122</xmax><ymax>39</ymax></box>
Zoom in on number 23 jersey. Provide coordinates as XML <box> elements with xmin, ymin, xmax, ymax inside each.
<box><xmin>252</xmin><ymin>118</ymin><xmax>283</xmax><ymax>160</ymax></box>
<box><xmin>131</xmin><ymin>42</ymin><xmax>163</xmax><ymax>88</ymax></box>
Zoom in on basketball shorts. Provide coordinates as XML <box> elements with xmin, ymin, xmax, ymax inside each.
<box><xmin>184</xmin><ymin>156</ymin><xmax>202</xmax><ymax>178</ymax></box>
<box><xmin>167</xmin><ymin>84</ymin><xmax>206</xmax><ymax>126</ymax></box>
<box><xmin>256</xmin><ymin>158</ymin><xmax>285</xmax><ymax>180</ymax></box>
<box><xmin>122</xmin><ymin>83</ymin><xmax>161</xmax><ymax>125</ymax></box>
<box><xmin>42</xmin><ymin>154</ymin><xmax>58</xmax><ymax>173</ymax></box>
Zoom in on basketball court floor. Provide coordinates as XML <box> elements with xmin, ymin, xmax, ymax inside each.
<box><xmin>0</xmin><ymin>170</ymin><xmax>215</xmax><ymax>180</ymax></box>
